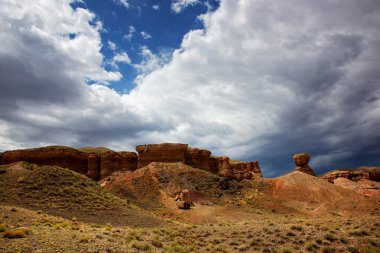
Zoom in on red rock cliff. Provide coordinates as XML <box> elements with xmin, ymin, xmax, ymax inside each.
<box><xmin>136</xmin><ymin>143</ymin><xmax>188</xmax><ymax>169</ymax></box>
<box><xmin>0</xmin><ymin>146</ymin><xmax>89</xmax><ymax>174</ymax></box>
<box><xmin>322</xmin><ymin>167</ymin><xmax>380</xmax><ymax>183</ymax></box>
<box><xmin>100</xmin><ymin>151</ymin><xmax>138</xmax><ymax>178</ymax></box>
<box><xmin>185</xmin><ymin>147</ymin><xmax>211</xmax><ymax>170</ymax></box>
<box><xmin>0</xmin><ymin>143</ymin><xmax>263</xmax><ymax>181</ymax></box>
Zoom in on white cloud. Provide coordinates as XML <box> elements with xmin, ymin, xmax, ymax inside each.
<box><xmin>132</xmin><ymin>46</ymin><xmax>172</xmax><ymax>80</ymax></box>
<box><xmin>140</xmin><ymin>31</ymin><xmax>152</xmax><ymax>40</ymax></box>
<box><xmin>113</xmin><ymin>0</ymin><xmax>129</xmax><ymax>9</ymax></box>
<box><xmin>123</xmin><ymin>25</ymin><xmax>136</xmax><ymax>41</ymax></box>
<box><xmin>128</xmin><ymin>0</ymin><xmax>380</xmax><ymax>171</ymax></box>
<box><xmin>111</xmin><ymin>52</ymin><xmax>131</xmax><ymax>67</ymax></box>
<box><xmin>107</xmin><ymin>40</ymin><xmax>117</xmax><ymax>51</ymax></box>
<box><xmin>152</xmin><ymin>5</ymin><xmax>160</xmax><ymax>11</ymax></box>
<box><xmin>171</xmin><ymin>0</ymin><xmax>201</xmax><ymax>13</ymax></box>
<box><xmin>1</xmin><ymin>0</ymin><xmax>380</xmax><ymax>176</ymax></box>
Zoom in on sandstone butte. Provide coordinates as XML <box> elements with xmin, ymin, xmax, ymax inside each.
<box><xmin>0</xmin><ymin>143</ymin><xmax>262</xmax><ymax>181</ymax></box>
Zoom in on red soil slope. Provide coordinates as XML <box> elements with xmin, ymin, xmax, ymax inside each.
<box><xmin>262</xmin><ymin>171</ymin><xmax>379</xmax><ymax>216</ymax></box>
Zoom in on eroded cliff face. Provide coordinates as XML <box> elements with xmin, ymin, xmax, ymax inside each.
<box><xmin>185</xmin><ymin>147</ymin><xmax>211</xmax><ymax>171</ymax></box>
<box><xmin>0</xmin><ymin>146</ymin><xmax>138</xmax><ymax>180</ymax></box>
<box><xmin>100</xmin><ymin>151</ymin><xmax>137</xmax><ymax>179</ymax></box>
<box><xmin>136</xmin><ymin>143</ymin><xmax>188</xmax><ymax>169</ymax></box>
<box><xmin>322</xmin><ymin>167</ymin><xmax>380</xmax><ymax>183</ymax></box>
<box><xmin>0</xmin><ymin>143</ymin><xmax>263</xmax><ymax>181</ymax></box>
<box><xmin>0</xmin><ymin>146</ymin><xmax>89</xmax><ymax>175</ymax></box>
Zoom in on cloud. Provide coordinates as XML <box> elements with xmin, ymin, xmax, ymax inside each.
<box><xmin>140</xmin><ymin>31</ymin><xmax>152</xmax><ymax>40</ymax></box>
<box><xmin>113</xmin><ymin>0</ymin><xmax>129</xmax><ymax>9</ymax></box>
<box><xmin>111</xmin><ymin>52</ymin><xmax>131</xmax><ymax>67</ymax></box>
<box><xmin>171</xmin><ymin>0</ymin><xmax>201</xmax><ymax>13</ymax></box>
<box><xmin>123</xmin><ymin>25</ymin><xmax>136</xmax><ymax>41</ymax></box>
<box><xmin>132</xmin><ymin>46</ymin><xmax>173</xmax><ymax>80</ymax></box>
<box><xmin>107</xmin><ymin>40</ymin><xmax>117</xmax><ymax>51</ymax></box>
<box><xmin>152</xmin><ymin>5</ymin><xmax>160</xmax><ymax>11</ymax></box>
<box><xmin>129</xmin><ymin>0</ymin><xmax>380</xmax><ymax>175</ymax></box>
<box><xmin>1</xmin><ymin>0</ymin><xmax>380</xmax><ymax>177</ymax></box>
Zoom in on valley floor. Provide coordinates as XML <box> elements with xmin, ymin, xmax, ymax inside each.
<box><xmin>1</xmin><ymin>204</ymin><xmax>379</xmax><ymax>253</ymax></box>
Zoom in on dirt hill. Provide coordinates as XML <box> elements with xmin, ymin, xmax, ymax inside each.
<box><xmin>0</xmin><ymin>162</ymin><xmax>162</xmax><ymax>226</ymax></box>
<box><xmin>102</xmin><ymin>162</ymin><xmax>225</xmax><ymax>210</ymax></box>
<box><xmin>333</xmin><ymin>177</ymin><xmax>380</xmax><ymax>198</ymax></box>
<box><xmin>260</xmin><ymin>171</ymin><xmax>379</xmax><ymax>216</ymax></box>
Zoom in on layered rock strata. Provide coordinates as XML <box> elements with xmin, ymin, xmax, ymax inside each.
<box><xmin>136</xmin><ymin>143</ymin><xmax>188</xmax><ymax>169</ymax></box>
<box><xmin>0</xmin><ymin>143</ymin><xmax>262</xmax><ymax>181</ymax></box>
<box><xmin>0</xmin><ymin>146</ymin><xmax>138</xmax><ymax>180</ymax></box>
<box><xmin>322</xmin><ymin>167</ymin><xmax>380</xmax><ymax>183</ymax></box>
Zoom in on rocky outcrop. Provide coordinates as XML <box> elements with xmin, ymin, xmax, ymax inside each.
<box><xmin>217</xmin><ymin>156</ymin><xmax>233</xmax><ymax>178</ymax></box>
<box><xmin>293</xmin><ymin>153</ymin><xmax>316</xmax><ymax>176</ymax></box>
<box><xmin>0</xmin><ymin>143</ymin><xmax>263</xmax><ymax>182</ymax></box>
<box><xmin>100</xmin><ymin>151</ymin><xmax>137</xmax><ymax>179</ymax></box>
<box><xmin>0</xmin><ymin>146</ymin><xmax>138</xmax><ymax>180</ymax></box>
<box><xmin>322</xmin><ymin>167</ymin><xmax>380</xmax><ymax>183</ymax></box>
<box><xmin>332</xmin><ymin>178</ymin><xmax>380</xmax><ymax>198</ymax></box>
<box><xmin>119</xmin><ymin>152</ymin><xmax>138</xmax><ymax>171</ymax></box>
<box><xmin>212</xmin><ymin>157</ymin><xmax>262</xmax><ymax>181</ymax></box>
<box><xmin>0</xmin><ymin>146</ymin><xmax>89</xmax><ymax>175</ymax></box>
<box><xmin>185</xmin><ymin>147</ymin><xmax>211</xmax><ymax>170</ymax></box>
<box><xmin>208</xmin><ymin>156</ymin><xmax>220</xmax><ymax>173</ymax></box>
<box><xmin>175</xmin><ymin>189</ymin><xmax>192</xmax><ymax>209</ymax></box>
<box><xmin>230</xmin><ymin>161</ymin><xmax>262</xmax><ymax>181</ymax></box>
<box><xmin>136</xmin><ymin>143</ymin><xmax>188</xmax><ymax>169</ymax></box>
<box><xmin>87</xmin><ymin>153</ymin><xmax>100</xmax><ymax>180</ymax></box>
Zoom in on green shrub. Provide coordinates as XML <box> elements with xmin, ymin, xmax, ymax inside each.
<box><xmin>0</xmin><ymin>224</ymin><xmax>7</xmax><ymax>232</ymax></box>
<box><xmin>286</xmin><ymin>231</ymin><xmax>296</xmax><ymax>237</ymax></box>
<box><xmin>79</xmin><ymin>236</ymin><xmax>90</xmax><ymax>243</ymax></box>
<box><xmin>3</xmin><ymin>228</ymin><xmax>29</xmax><ymax>238</ymax></box>
<box><xmin>349</xmin><ymin>229</ymin><xmax>369</xmax><ymax>236</ymax></box>
<box><xmin>322</xmin><ymin>246</ymin><xmax>336</xmax><ymax>253</ymax></box>
<box><xmin>306</xmin><ymin>243</ymin><xmax>318</xmax><ymax>251</ymax></box>
<box><xmin>151</xmin><ymin>239</ymin><xmax>163</xmax><ymax>248</ymax></box>
<box><xmin>129</xmin><ymin>240</ymin><xmax>150</xmax><ymax>251</ymax></box>
<box><xmin>324</xmin><ymin>233</ymin><xmax>337</xmax><ymax>242</ymax></box>
<box><xmin>347</xmin><ymin>246</ymin><xmax>359</xmax><ymax>253</ymax></box>
<box><xmin>291</xmin><ymin>225</ymin><xmax>303</xmax><ymax>231</ymax></box>
<box><xmin>17</xmin><ymin>176</ymin><xmax>25</xmax><ymax>183</ymax></box>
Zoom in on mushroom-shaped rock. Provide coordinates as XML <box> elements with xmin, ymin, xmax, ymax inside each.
<box><xmin>293</xmin><ymin>153</ymin><xmax>316</xmax><ymax>176</ymax></box>
<box><xmin>175</xmin><ymin>189</ymin><xmax>192</xmax><ymax>210</ymax></box>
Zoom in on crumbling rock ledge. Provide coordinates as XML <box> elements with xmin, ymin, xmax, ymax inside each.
<box><xmin>322</xmin><ymin>167</ymin><xmax>380</xmax><ymax>183</ymax></box>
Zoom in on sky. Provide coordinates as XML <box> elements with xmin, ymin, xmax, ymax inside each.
<box><xmin>0</xmin><ymin>0</ymin><xmax>379</xmax><ymax>177</ymax></box>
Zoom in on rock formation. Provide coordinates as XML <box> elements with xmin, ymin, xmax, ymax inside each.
<box><xmin>218</xmin><ymin>156</ymin><xmax>233</xmax><ymax>178</ymax></box>
<box><xmin>322</xmin><ymin>167</ymin><xmax>380</xmax><ymax>183</ymax></box>
<box><xmin>0</xmin><ymin>143</ymin><xmax>262</xmax><ymax>182</ymax></box>
<box><xmin>0</xmin><ymin>146</ymin><xmax>89</xmax><ymax>175</ymax></box>
<box><xmin>100</xmin><ymin>151</ymin><xmax>137</xmax><ymax>179</ymax></box>
<box><xmin>185</xmin><ymin>147</ymin><xmax>211</xmax><ymax>170</ymax></box>
<box><xmin>293</xmin><ymin>153</ymin><xmax>316</xmax><ymax>176</ymax></box>
<box><xmin>136</xmin><ymin>143</ymin><xmax>188</xmax><ymax>169</ymax></box>
<box><xmin>0</xmin><ymin>146</ymin><xmax>138</xmax><ymax>180</ymax></box>
<box><xmin>175</xmin><ymin>189</ymin><xmax>192</xmax><ymax>209</ymax></box>
<box><xmin>87</xmin><ymin>153</ymin><xmax>100</xmax><ymax>180</ymax></box>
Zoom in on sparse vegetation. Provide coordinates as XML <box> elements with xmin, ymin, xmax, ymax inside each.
<box><xmin>0</xmin><ymin>162</ymin><xmax>379</xmax><ymax>252</ymax></box>
<box><xmin>3</xmin><ymin>227</ymin><xmax>30</xmax><ymax>238</ymax></box>
<box><xmin>0</xmin><ymin>224</ymin><xmax>7</xmax><ymax>232</ymax></box>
